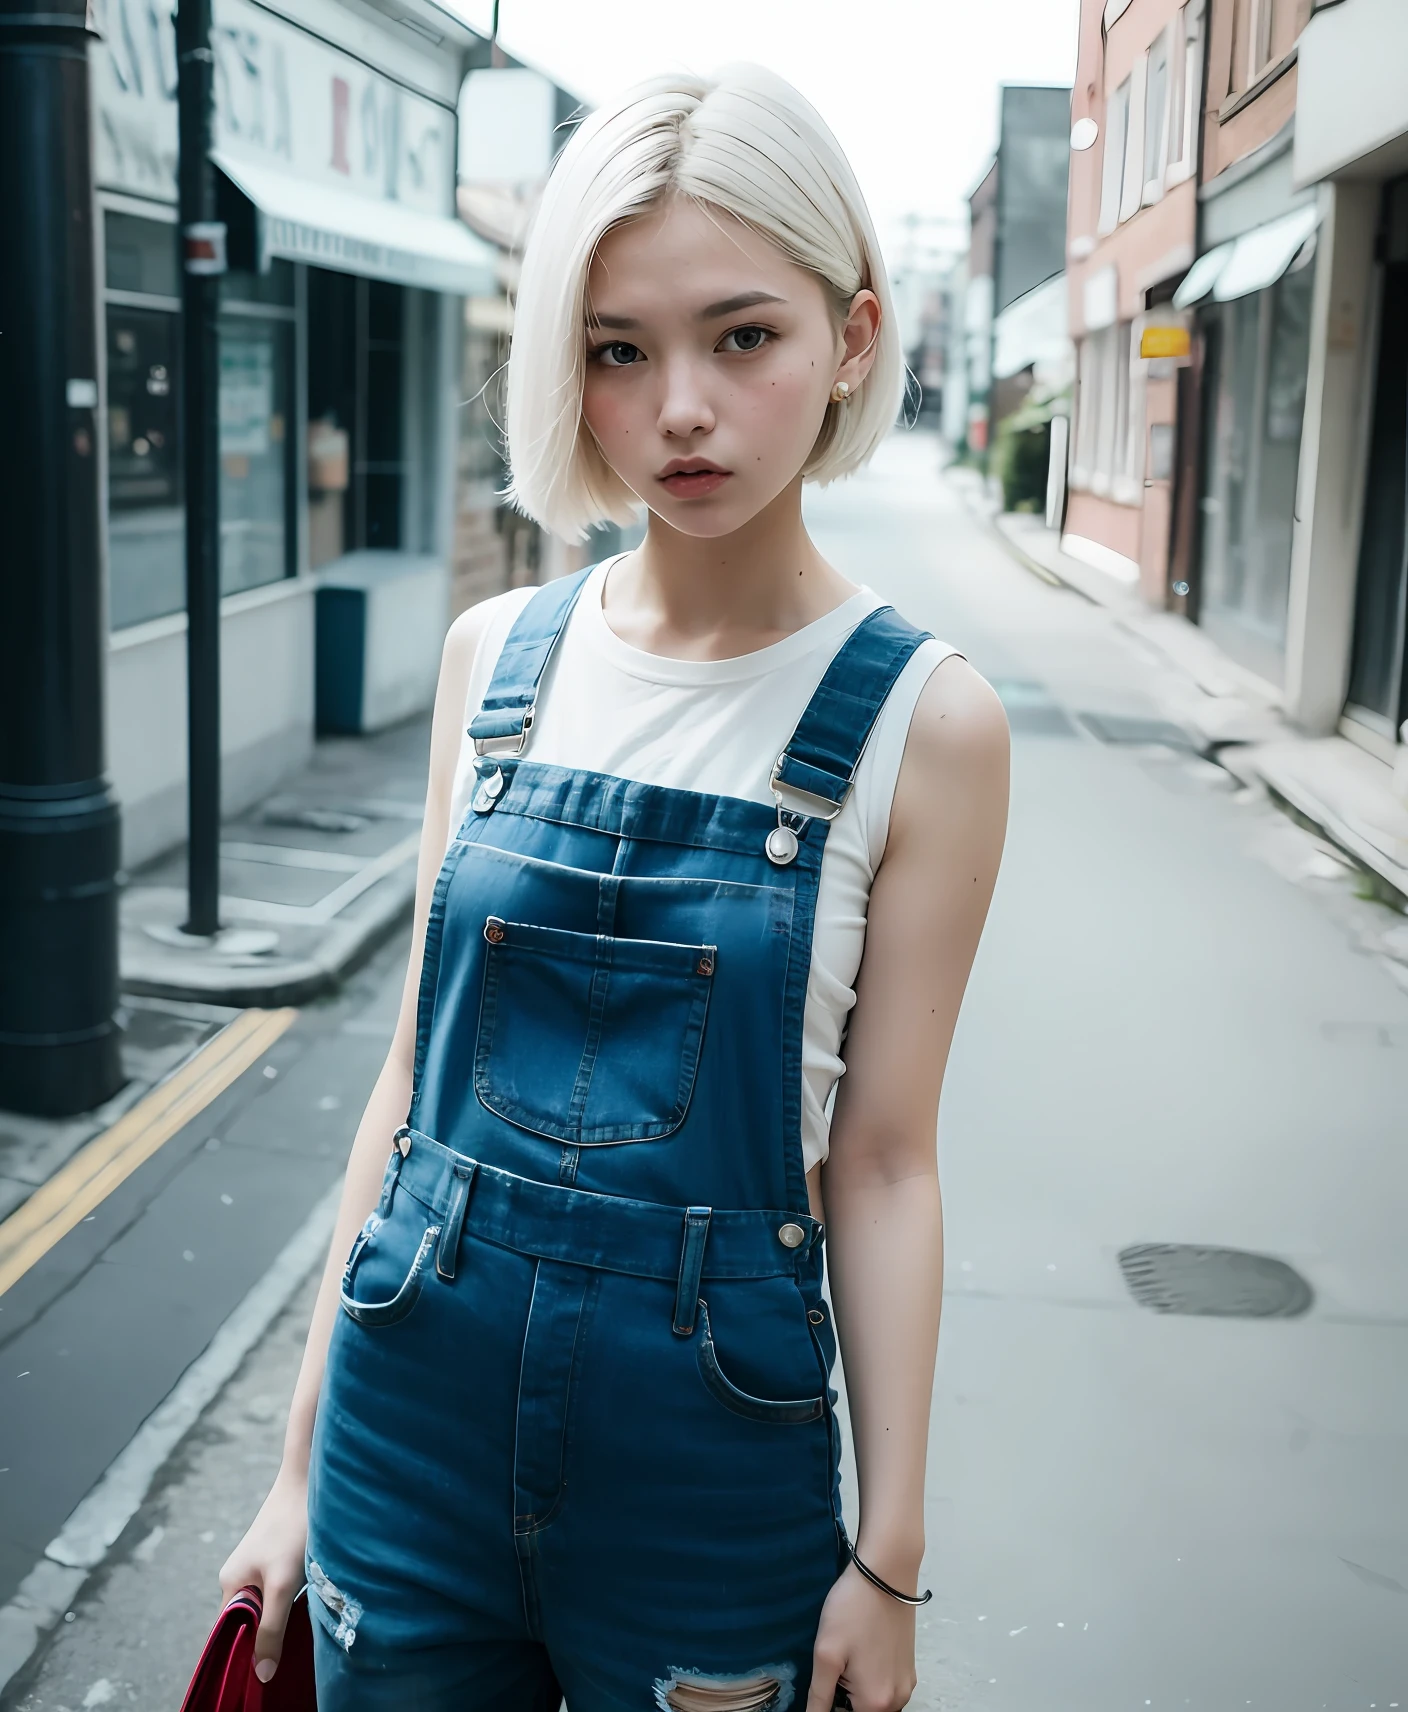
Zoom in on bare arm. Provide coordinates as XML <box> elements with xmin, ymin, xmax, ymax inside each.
<box><xmin>807</xmin><ymin>656</ymin><xmax>1010</xmax><ymax>1712</ymax></box>
<box><xmin>218</xmin><ymin>596</ymin><xmax>499</xmax><ymax>1676</ymax></box>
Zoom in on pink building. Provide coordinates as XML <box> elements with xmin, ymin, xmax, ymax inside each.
<box><xmin>1065</xmin><ymin>0</ymin><xmax>1206</xmax><ymax>607</ymax></box>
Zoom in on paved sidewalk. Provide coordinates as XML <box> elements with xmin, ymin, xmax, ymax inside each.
<box><xmin>4</xmin><ymin>1273</ymin><xmax>320</xmax><ymax>1710</ymax></box>
<box><xmin>121</xmin><ymin>715</ymin><xmax>429</xmax><ymax>1008</ymax></box>
<box><xmin>0</xmin><ymin>1001</ymin><xmax>234</xmax><ymax>1229</ymax></box>
<box><xmin>0</xmin><ymin>717</ymin><xmax>428</xmax><ymax>1241</ymax></box>
<box><xmin>952</xmin><ymin>468</ymin><xmax>1408</xmax><ymax>903</ymax></box>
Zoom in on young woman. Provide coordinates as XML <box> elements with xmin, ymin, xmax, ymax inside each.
<box><xmin>222</xmin><ymin>64</ymin><xmax>1008</xmax><ymax>1712</ymax></box>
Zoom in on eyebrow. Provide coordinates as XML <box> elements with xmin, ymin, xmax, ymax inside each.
<box><xmin>587</xmin><ymin>290</ymin><xmax>786</xmax><ymax>332</ymax></box>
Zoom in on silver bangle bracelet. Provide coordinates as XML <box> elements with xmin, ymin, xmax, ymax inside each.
<box><xmin>849</xmin><ymin>1546</ymin><xmax>933</xmax><ymax>1607</ymax></box>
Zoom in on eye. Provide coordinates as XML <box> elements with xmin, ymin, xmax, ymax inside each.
<box><xmin>593</xmin><ymin>340</ymin><xmax>644</xmax><ymax>367</ymax></box>
<box><xmin>718</xmin><ymin>325</ymin><xmax>771</xmax><ymax>354</ymax></box>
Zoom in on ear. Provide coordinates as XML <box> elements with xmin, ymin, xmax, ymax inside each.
<box><xmin>833</xmin><ymin>290</ymin><xmax>882</xmax><ymax>395</ymax></box>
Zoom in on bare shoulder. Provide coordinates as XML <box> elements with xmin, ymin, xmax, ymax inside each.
<box><xmin>899</xmin><ymin>653</ymin><xmax>1010</xmax><ymax>790</ymax></box>
<box><xmin>878</xmin><ymin>654</ymin><xmax>1011</xmax><ymax>877</ymax></box>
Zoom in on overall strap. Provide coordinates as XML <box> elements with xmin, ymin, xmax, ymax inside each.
<box><xmin>467</xmin><ymin>566</ymin><xmax>594</xmax><ymax>756</ymax></box>
<box><xmin>772</xmin><ymin>605</ymin><xmax>932</xmax><ymax>818</ymax></box>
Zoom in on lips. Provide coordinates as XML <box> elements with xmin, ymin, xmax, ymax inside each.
<box><xmin>658</xmin><ymin>460</ymin><xmax>731</xmax><ymax>499</ymax></box>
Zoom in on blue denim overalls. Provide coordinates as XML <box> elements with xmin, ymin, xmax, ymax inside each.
<box><xmin>306</xmin><ymin>568</ymin><xmax>932</xmax><ymax>1711</ymax></box>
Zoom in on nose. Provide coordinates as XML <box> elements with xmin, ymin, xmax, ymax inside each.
<box><xmin>655</xmin><ymin>353</ymin><xmax>715</xmax><ymax>440</ymax></box>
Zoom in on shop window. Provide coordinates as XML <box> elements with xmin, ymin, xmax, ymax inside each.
<box><xmin>219</xmin><ymin>314</ymin><xmax>294</xmax><ymax>596</ymax></box>
<box><xmin>105</xmin><ymin>212</ymin><xmax>179</xmax><ymax>298</ymax></box>
<box><xmin>1196</xmin><ymin>261</ymin><xmax>1315</xmax><ymax>683</ymax></box>
<box><xmin>220</xmin><ymin>264</ymin><xmax>295</xmax><ymax>309</ymax></box>
<box><xmin>1346</xmin><ymin>178</ymin><xmax>1408</xmax><ymax>733</ymax></box>
<box><xmin>1072</xmin><ymin>323</ymin><xmax>1141</xmax><ymax>500</ymax></box>
<box><xmin>105</xmin><ymin>213</ymin><xmax>184</xmax><ymax>631</ymax></box>
<box><xmin>307</xmin><ymin>270</ymin><xmax>408</xmax><ymax>566</ymax></box>
<box><xmin>105</xmin><ymin>219</ymin><xmax>297</xmax><ymax>630</ymax></box>
<box><xmin>107</xmin><ymin>305</ymin><xmax>184</xmax><ymax>630</ymax></box>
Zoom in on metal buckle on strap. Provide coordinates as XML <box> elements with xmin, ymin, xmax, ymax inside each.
<box><xmin>471</xmin><ymin>709</ymin><xmax>534</xmax><ymax>758</ymax></box>
<box><xmin>767</xmin><ymin>754</ymin><xmax>848</xmax><ymax>824</ymax></box>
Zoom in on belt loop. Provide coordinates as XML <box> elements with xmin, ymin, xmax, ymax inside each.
<box><xmin>377</xmin><ymin>1133</ymin><xmax>409</xmax><ymax>1215</ymax></box>
<box><xmin>435</xmin><ymin>1160</ymin><xmax>478</xmax><ymax>1282</ymax></box>
<box><xmin>672</xmin><ymin>1207</ymin><xmax>712</xmax><ymax>1337</ymax></box>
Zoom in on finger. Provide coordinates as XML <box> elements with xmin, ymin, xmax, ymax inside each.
<box><xmin>806</xmin><ymin>1648</ymin><xmax>845</xmax><ymax>1712</ymax></box>
<box><xmin>253</xmin><ymin>1578</ymin><xmax>296</xmax><ymax>1683</ymax></box>
<box><xmin>218</xmin><ymin>1559</ymin><xmax>257</xmax><ymax>1605</ymax></box>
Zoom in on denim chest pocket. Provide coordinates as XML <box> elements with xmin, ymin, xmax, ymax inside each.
<box><xmin>474</xmin><ymin>915</ymin><xmax>715</xmax><ymax>1146</ymax></box>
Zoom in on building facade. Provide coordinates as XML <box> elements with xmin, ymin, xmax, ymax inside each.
<box><xmin>91</xmin><ymin>0</ymin><xmax>497</xmax><ymax>865</ymax></box>
<box><xmin>965</xmin><ymin>87</ymin><xmax>1072</xmax><ymax>458</ymax></box>
<box><xmin>1291</xmin><ymin>0</ymin><xmax>1408</xmax><ymax>759</ymax></box>
<box><xmin>1066</xmin><ymin>0</ymin><xmax>1206</xmax><ymax>604</ymax></box>
<box><xmin>1064</xmin><ymin>0</ymin><xmax>1408</xmax><ymax>781</ymax></box>
<box><xmin>1173</xmin><ymin>0</ymin><xmax>1319</xmax><ymax>690</ymax></box>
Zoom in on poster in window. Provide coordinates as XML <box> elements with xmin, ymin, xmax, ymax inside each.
<box><xmin>220</xmin><ymin>334</ymin><xmax>273</xmax><ymax>457</ymax></box>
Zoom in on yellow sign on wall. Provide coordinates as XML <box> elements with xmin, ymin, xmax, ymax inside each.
<box><xmin>1140</xmin><ymin>326</ymin><xmax>1192</xmax><ymax>360</ymax></box>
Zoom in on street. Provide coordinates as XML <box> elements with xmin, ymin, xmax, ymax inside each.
<box><xmin>4</xmin><ymin>432</ymin><xmax>1407</xmax><ymax>1709</ymax></box>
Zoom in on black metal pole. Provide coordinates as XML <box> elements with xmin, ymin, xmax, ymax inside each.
<box><xmin>177</xmin><ymin>0</ymin><xmax>224</xmax><ymax>938</ymax></box>
<box><xmin>0</xmin><ymin>0</ymin><xmax>124</xmax><ymax>1116</ymax></box>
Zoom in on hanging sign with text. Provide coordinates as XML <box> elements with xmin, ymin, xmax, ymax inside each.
<box><xmin>92</xmin><ymin>0</ymin><xmax>455</xmax><ymax>218</ymax></box>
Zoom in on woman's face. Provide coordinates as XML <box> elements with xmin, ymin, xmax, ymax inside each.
<box><xmin>580</xmin><ymin>197</ymin><xmax>878</xmax><ymax>539</ymax></box>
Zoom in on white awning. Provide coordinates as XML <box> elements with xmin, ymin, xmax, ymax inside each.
<box><xmin>1173</xmin><ymin>204</ymin><xmax>1319</xmax><ymax>309</ymax></box>
<box><xmin>1213</xmin><ymin>203</ymin><xmax>1319</xmax><ymax>301</ymax></box>
<box><xmin>994</xmin><ymin>274</ymin><xmax>1070</xmax><ymax>379</ymax></box>
<box><xmin>214</xmin><ymin>150</ymin><xmax>498</xmax><ymax>297</ymax></box>
<box><xmin>1171</xmin><ymin>242</ymin><xmax>1233</xmax><ymax>309</ymax></box>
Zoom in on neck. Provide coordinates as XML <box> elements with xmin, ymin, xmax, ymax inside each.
<box><xmin>606</xmin><ymin>479</ymin><xmax>858</xmax><ymax>660</ymax></box>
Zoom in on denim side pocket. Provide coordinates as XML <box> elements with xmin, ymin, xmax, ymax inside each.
<box><xmin>340</xmin><ymin>1221</ymin><xmax>440</xmax><ymax>1328</ymax></box>
<box><xmin>694</xmin><ymin>1301</ymin><xmax>825</xmax><ymax>1426</ymax></box>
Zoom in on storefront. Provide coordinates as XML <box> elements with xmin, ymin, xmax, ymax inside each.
<box><xmin>91</xmin><ymin>0</ymin><xmax>494</xmax><ymax>864</ymax></box>
<box><xmin>1174</xmin><ymin>133</ymin><xmax>1319</xmax><ymax>689</ymax></box>
<box><xmin>1293</xmin><ymin>0</ymin><xmax>1408</xmax><ymax>752</ymax></box>
<box><xmin>1344</xmin><ymin>177</ymin><xmax>1408</xmax><ymax>747</ymax></box>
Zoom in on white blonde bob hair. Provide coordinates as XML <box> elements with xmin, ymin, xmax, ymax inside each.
<box><xmin>505</xmin><ymin>64</ymin><xmax>903</xmax><ymax>541</ymax></box>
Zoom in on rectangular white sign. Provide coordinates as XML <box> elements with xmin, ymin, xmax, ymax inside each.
<box><xmin>93</xmin><ymin>0</ymin><xmax>456</xmax><ymax>217</ymax></box>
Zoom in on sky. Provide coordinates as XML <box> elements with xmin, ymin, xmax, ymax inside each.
<box><xmin>447</xmin><ymin>0</ymin><xmax>1080</xmax><ymax>266</ymax></box>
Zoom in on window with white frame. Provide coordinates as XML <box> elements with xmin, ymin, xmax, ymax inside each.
<box><xmin>1115</xmin><ymin>322</ymin><xmax>1146</xmax><ymax>501</ymax></box>
<box><xmin>1119</xmin><ymin>57</ymin><xmax>1147</xmax><ymax>223</ymax></box>
<box><xmin>1143</xmin><ymin>30</ymin><xmax>1170</xmax><ymax>204</ymax></box>
<box><xmin>1176</xmin><ymin>1</ymin><xmax>1206</xmax><ymax>179</ymax></box>
<box><xmin>1098</xmin><ymin>79</ymin><xmax>1130</xmax><ymax>235</ymax></box>
<box><xmin>1072</xmin><ymin>332</ymin><xmax>1103</xmax><ymax>486</ymax></box>
<box><xmin>1072</xmin><ymin>323</ymin><xmax>1143</xmax><ymax>500</ymax></box>
<box><xmin>1095</xmin><ymin>2</ymin><xmax>1206</xmax><ymax>238</ymax></box>
<box><xmin>1249</xmin><ymin>0</ymin><xmax>1275</xmax><ymax>82</ymax></box>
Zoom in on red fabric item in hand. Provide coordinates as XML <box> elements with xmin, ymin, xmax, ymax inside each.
<box><xmin>179</xmin><ymin>1585</ymin><xmax>316</xmax><ymax>1711</ymax></box>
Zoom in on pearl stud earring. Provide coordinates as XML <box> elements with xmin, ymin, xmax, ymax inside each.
<box><xmin>830</xmin><ymin>380</ymin><xmax>851</xmax><ymax>403</ymax></box>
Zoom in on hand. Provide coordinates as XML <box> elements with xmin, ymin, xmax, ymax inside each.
<box><xmin>218</xmin><ymin>1466</ymin><xmax>309</xmax><ymax>1683</ymax></box>
<box><xmin>806</xmin><ymin>1562</ymin><xmax>918</xmax><ymax>1712</ymax></box>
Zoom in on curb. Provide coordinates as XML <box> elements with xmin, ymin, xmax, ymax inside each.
<box><xmin>0</xmin><ymin>1184</ymin><xmax>340</xmax><ymax>1700</ymax></box>
<box><xmin>120</xmin><ymin>863</ymin><xmax>417</xmax><ymax>1008</ymax></box>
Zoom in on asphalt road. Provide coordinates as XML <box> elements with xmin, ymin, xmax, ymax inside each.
<box><xmin>5</xmin><ymin>432</ymin><xmax>1408</xmax><ymax>1709</ymax></box>
<box><xmin>808</xmin><ymin>437</ymin><xmax>1408</xmax><ymax>1709</ymax></box>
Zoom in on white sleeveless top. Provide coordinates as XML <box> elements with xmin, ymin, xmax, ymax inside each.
<box><xmin>448</xmin><ymin>560</ymin><xmax>959</xmax><ymax>1172</ymax></box>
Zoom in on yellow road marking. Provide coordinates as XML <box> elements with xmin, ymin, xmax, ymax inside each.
<box><xmin>0</xmin><ymin>1007</ymin><xmax>298</xmax><ymax>1298</ymax></box>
